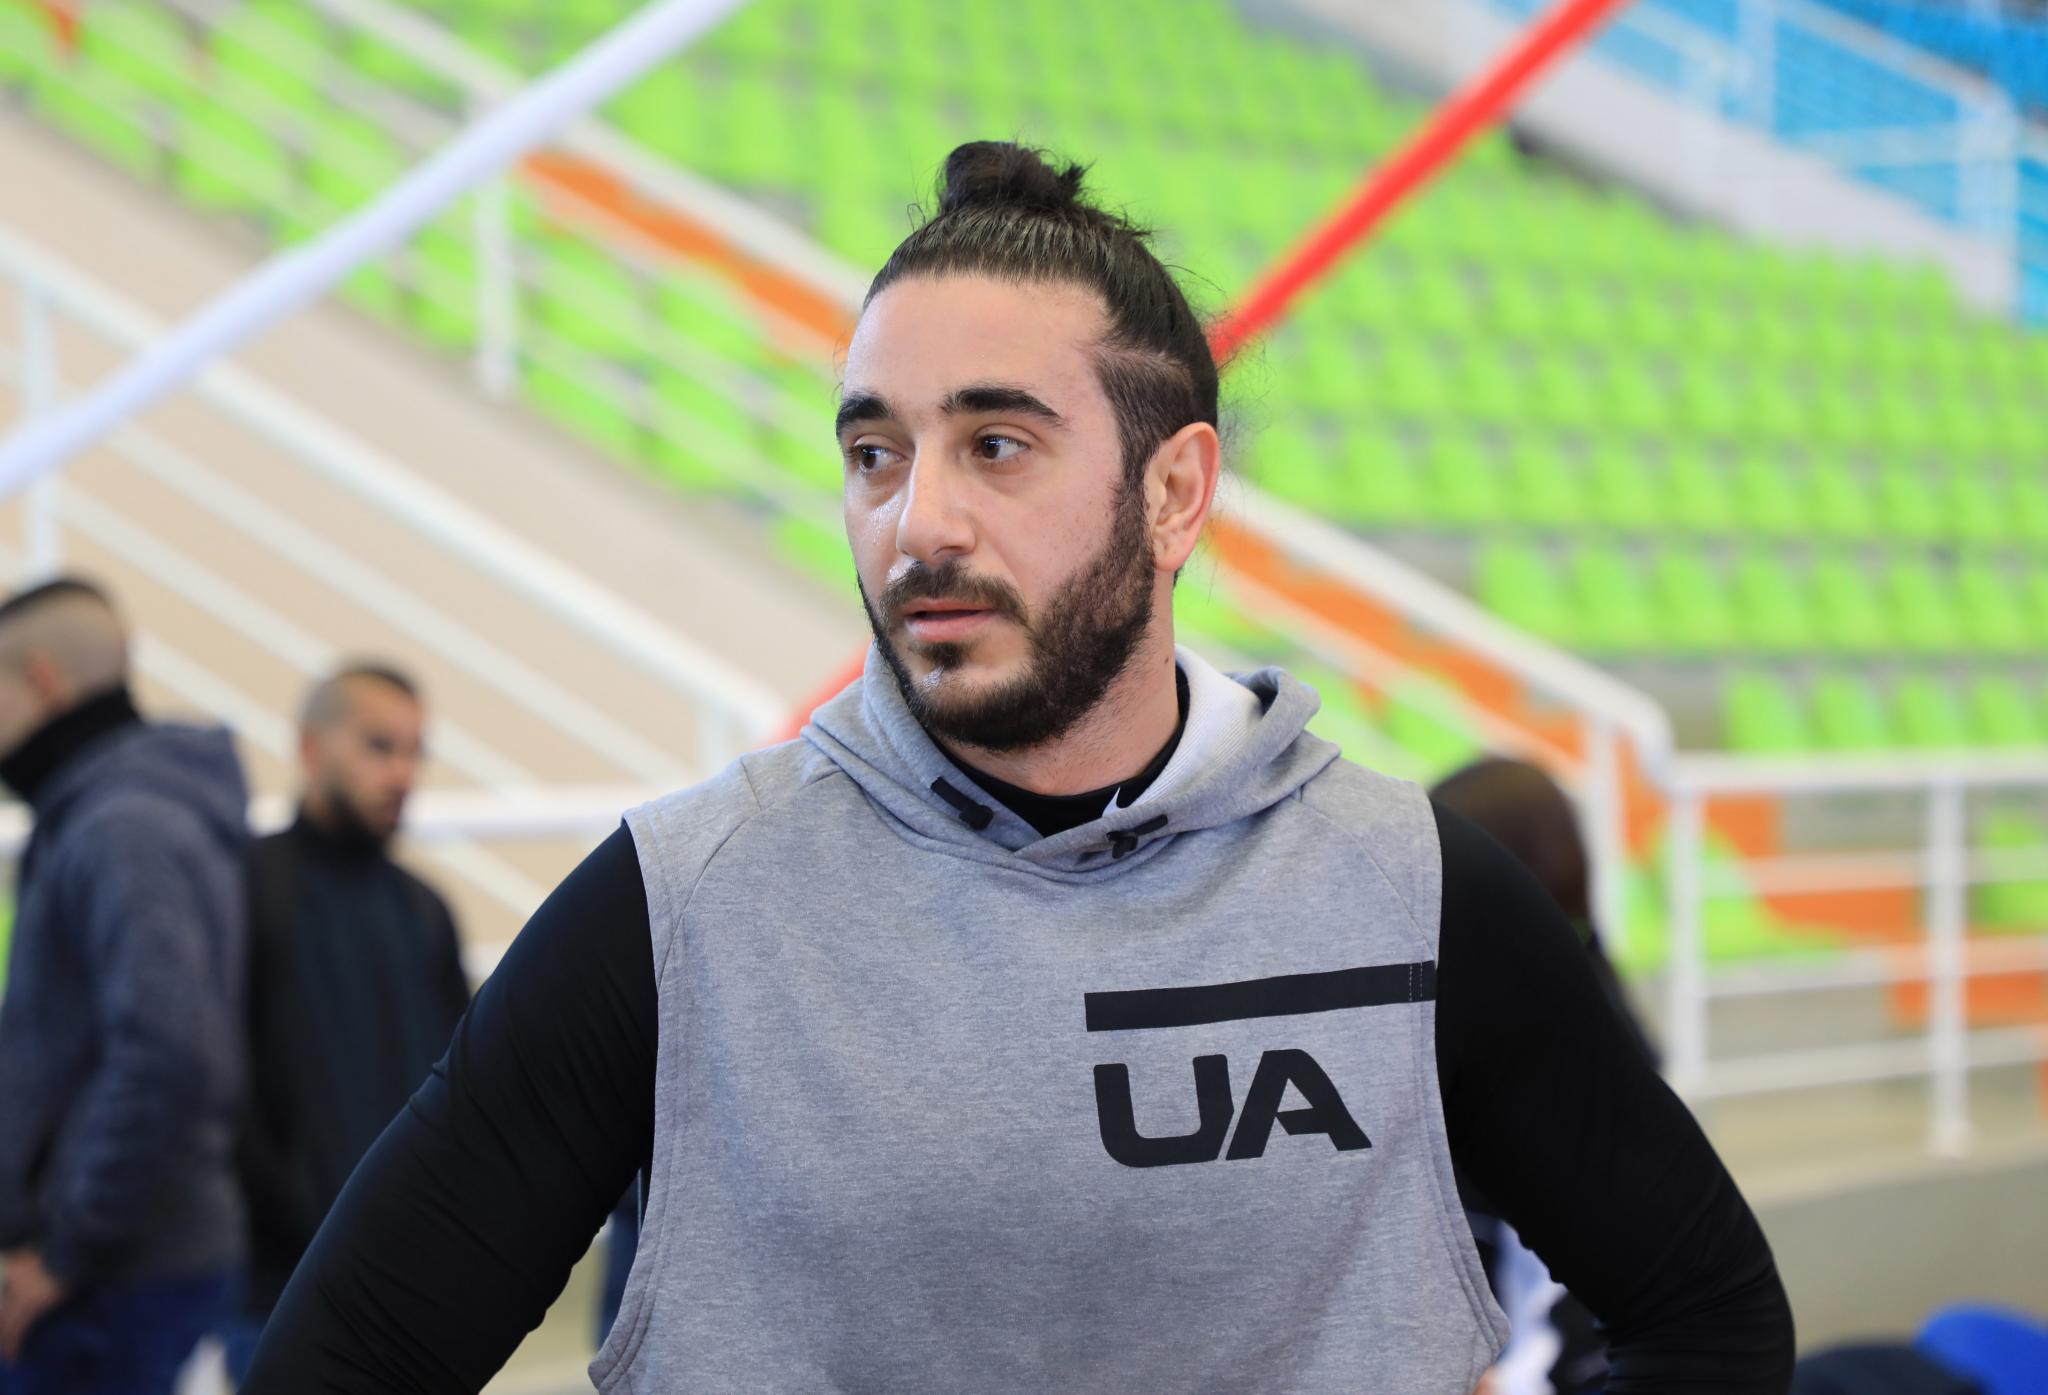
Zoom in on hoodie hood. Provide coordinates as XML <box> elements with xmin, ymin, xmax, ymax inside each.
<box><xmin>32</xmin><ymin>721</ymin><xmax>250</xmax><ymax>851</ymax></box>
<box><xmin>802</xmin><ymin>645</ymin><xmax>1339</xmax><ymax>875</ymax></box>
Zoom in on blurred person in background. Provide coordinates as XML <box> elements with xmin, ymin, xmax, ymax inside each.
<box><xmin>1433</xmin><ymin>756</ymin><xmax>1656</xmax><ymax>1395</ymax></box>
<box><xmin>246</xmin><ymin>144</ymin><xmax>1791</xmax><ymax>1394</ymax></box>
<box><xmin>0</xmin><ymin>577</ymin><xmax>251</xmax><ymax>1394</ymax></box>
<box><xmin>224</xmin><ymin>664</ymin><xmax>467</xmax><ymax>1383</ymax></box>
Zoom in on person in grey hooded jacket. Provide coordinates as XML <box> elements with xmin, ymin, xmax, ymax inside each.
<box><xmin>0</xmin><ymin>578</ymin><xmax>250</xmax><ymax>1394</ymax></box>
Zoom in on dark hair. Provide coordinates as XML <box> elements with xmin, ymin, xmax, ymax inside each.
<box><xmin>302</xmin><ymin>661</ymin><xmax>421</xmax><ymax>729</ymax></box>
<box><xmin>1430</xmin><ymin>758</ymin><xmax>1589</xmax><ymax>922</ymax></box>
<box><xmin>0</xmin><ymin>575</ymin><xmax>115</xmax><ymax>629</ymax></box>
<box><xmin>866</xmin><ymin>142</ymin><xmax>1218</xmax><ymax>485</ymax></box>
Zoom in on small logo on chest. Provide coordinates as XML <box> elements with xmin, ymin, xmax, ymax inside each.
<box><xmin>1083</xmin><ymin>960</ymin><xmax>1436</xmax><ymax>1170</ymax></box>
<box><xmin>1094</xmin><ymin>1049</ymin><xmax>1367</xmax><ymax>1167</ymax></box>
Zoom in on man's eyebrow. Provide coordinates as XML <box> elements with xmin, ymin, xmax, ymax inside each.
<box><xmin>941</xmin><ymin>383</ymin><xmax>1067</xmax><ymax>428</ymax></box>
<box><xmin>835</xmin><ymin>392</ymin><xmax>893</xmax><ymax>436</ymax></box>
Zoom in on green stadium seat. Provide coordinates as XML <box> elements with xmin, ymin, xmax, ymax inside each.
<box><xmin>1724</xmin><ymin>670</ymin><xmax>1811</xmax><ymax>753</ymax></box>
<box><xmin>1571</xmin><ymin>544</ymin><xmax>1657</xmax><ymax>652</ymax></box>
<box><xmin>2011</xmin><ymin>476</ymin><xmax>2048</xmax><ymax>548</ymax></box>
<box><xmin>1874</xmin><ymin>468</ymin><xmax>1946</xmax><ymax>544</ymax></box>
<box><xmin>172</xmin><ymin>99</ymin><xmax>294</xmax><ymax>214</ymax></box>
<box><xmin>1811</xmin><ymin>672</ymin><xmax>1893</xmax><ymax>750</ymax></box>
<box><xmin>1807</xmin><ymin>459</ymin><xmax>1878</xmax><ymax>540</ymax></box>
<box><xmin>1422</xmin><ymin>433</ymin><xmax>1507</xmax><ymax>529</ymax></box>
<box><xmin>1731</xmin><ymin>455</ymin><xmax>1808</xmax><ymax>537</ymax></box>
<box><xmin>1652</xmin><ymin>546</ymin><xmax>1739</xmax><ymax>652</ymax></box>
<box><xmin>1941</xmin><ymin>473</ymin><xmax>2007</xmax><ymax>548</ymax></box>
<box><xmin>1526</xmin><ymin>357</ymin><xmax>1600</xmax><ymax>436</ymax></box>
<box><xmin>1975</xmin><ymin>810</ymin><xmax>2048</xmax><ymax>930</ymax></box>
<box><xmin>1966</xmin><ymin>675</ymin><xmax>2046</xmax><ymax>746</ymax></box>
<box><xmin>1339</xmin><ymin>431</ymin><xmax>1427</xmax><ymax>526</ymax></box>
<box><xmin>648</xmin><ymin>363</ymin><xmax>761</xmax><ymax>490</ymax></box>
<box><xmin>1665</xmin><ymin>450</ymin><xmax>1738</xmax><ymax>536</ymax></box>
<box><xmin>1585</xmin><ymin>443</ymin><xmax>1664</xmax><ymax>533</ymax></box>
<box><xmin>33</xmin><ymin>62</ymin><xmax>159</xmax><ymax>179</ymax></box>
<box><xmin>530</xmin><ymin>237</ymin><xmax>645</xmax><ymax>361</ymax></box>
<box><xmin>1885</xmin><ymin>558</ymin><xmax>1958</xmax><ymax>654</ymax></box>
<box><xmin>525</xmin><ymin>355</ymin><xmax>641</xmax><ymax>458</ymax></box>
<box><xmin>210</xmin><ymin>4</ymin><xmax>327</xmax><ymax>111</ymax></box>
<box><xmin>1955</xmin><ymin>562</ymin><xmax>2032</xmax><ymax>655</ymax></box>
<box><xmin>1476</xmin><ymin>542</ymin><xmax>1574</xmax><ymax>647</ymax></box>
<box><xmin>1894</xmin><ymin>674</ymin><xmax>1971</xmax><ymax>748</ymax></box>
<box><xmin>1970</xmin><ymin>855</ymin><xmax>2048</xmax><ymax>979</ymax></box>
<box><xmin>1810</xmin><ymin>552</ymin><xmax>1892</xmax><ymax>654</ymax></box>
<box><xmin>79</xmin><ymin>1</ymin><xmax>191</xmax><ymax>102</ymax></box>
<box><xmin>1504</xmin><ymin>440</ymin><xmax>1580</xmax><ymax>529</ymax></box>
<box><xmin>0</xmin><ymin>3</ymin><xmax>59</xmax><ymax>94</ymax></box>
<box><xmin>1732</xmin><ymin>550</ymin><xmax>1818</xmax><ymax>652</ymax></box>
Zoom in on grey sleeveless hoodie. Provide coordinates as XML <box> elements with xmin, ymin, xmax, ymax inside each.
<box><xmin>596</xmin><ymin>646</ymin><xmax>1507</xmax><ymax>1393</ymax></box>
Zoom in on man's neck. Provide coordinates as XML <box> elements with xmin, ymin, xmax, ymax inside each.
<box><xmin>935</xmin><ymin>643</ymin><xmax>1182</xmax><ymax>797</ymax></box>
<box><xmin>296</xmin><ymin>794</ymin><xmax>389</xmax><ymax>859</ymax></box>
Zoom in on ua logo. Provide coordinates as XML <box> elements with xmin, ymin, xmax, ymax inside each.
<box><xmin>1093</xmin><ymin>1049</ymin><xmax>1371</xmax><ymax>1169</ymax></box>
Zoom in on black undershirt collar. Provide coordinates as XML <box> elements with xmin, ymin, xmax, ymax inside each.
<box><xmin>955</xmin><ymin>667</ymin><xmax>1190</xmax><ymax>839</ymax></box>
<box><xmin>0</xmin><ymin>684</ymin><xmax>142</xmax><ymax>806</ymax></box>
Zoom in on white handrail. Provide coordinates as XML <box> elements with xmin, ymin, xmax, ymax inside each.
<box><xmin>1674</xmin><ymin>748</ymin><xmax>2048</xmax><ymax>795</ymax></box>
<box><xmin>0</xmin><ymin>784</ymin><xmax>659</xmax><ymax>858</ymax></box>
<box><xmin>0</xmin><ymin>0</ymin><xmax>748</xmax><ymax>493</ymax></box>
<box><xmin>52</xmin><ymin>485</ymin><xmax>546</xmax><ymax>790</ymax></box>
<box><xmin>0</xmin><ymin>224</ymin><xmax>784</xmax><ymax>748</ymax></box>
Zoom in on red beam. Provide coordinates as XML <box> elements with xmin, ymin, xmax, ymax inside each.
<box><xmin>786</xmin><ymin>0</ymin><xmax>1632</xmax><ymax>737</ymax></box>
<box><xmin>1208</xmin><ymin>0</ymin><xmax>1633</xmax><ymax>362</ymax></box>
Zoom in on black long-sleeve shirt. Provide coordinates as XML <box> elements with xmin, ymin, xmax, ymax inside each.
<box><xmin>244</xmin><ymin>805</ymin><xmax>1793</xmax><ymax>1392</ymax></box>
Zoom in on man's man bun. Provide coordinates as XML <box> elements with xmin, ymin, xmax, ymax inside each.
<box><xmin>936</xmin><ymin>141</ymin><xmax>1089</xmax><ymax>218</ymax></box>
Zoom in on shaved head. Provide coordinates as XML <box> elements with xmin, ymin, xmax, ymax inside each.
<box><xmin>298</xmin><ymin>661</ymin><xmax>424</xmax><ymax>844</ymax></box>
<box><xmin>0</xmin><ymin>578</ymin><xmax>131</xmax><ymax>761</ymax></box>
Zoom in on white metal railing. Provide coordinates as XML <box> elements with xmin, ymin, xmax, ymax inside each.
<box><xmin>0</xmin><ymin>223</ymin><xmax>784</xmax><ymax>774</ymax></box>
<box><xmin>1665</xmin><ymin>750</ymin><xmax>2048</xmax><ymax>1156</ymax></box>
<box><xmin>1485</xmin><ymin>0</ymin><xmax>2048</xmax><ymax>314</ymax></box>
<box><xmin>14</xmin><ymin>0</ymin><xmax>2047</xmax><ymax>1161</ymax></box>
<box><xmin>7</xmin><ymin>0</ymin><xmax>850</xmax><ymax>533</ymax></box>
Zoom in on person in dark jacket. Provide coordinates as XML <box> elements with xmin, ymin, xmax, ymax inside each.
<box><xmin>1433</xmin><ymin>755</ymin><xmax>1658</xmax><ymax>1395</ymax></box>
<box><xmin>0</xmin><ymin>577</ymin><xmax>251</xmax><ymax>1394</ymax></box>
<box><xmin>224</xmin><ymin>663</ymin><xmax>467</xmax><ymax>1380</ymax></box>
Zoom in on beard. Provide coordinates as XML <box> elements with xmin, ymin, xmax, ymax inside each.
<box><xmin>860</xmin><ymin>477</ymin><xmax>1156</xmax><ymax>753</ymax></box>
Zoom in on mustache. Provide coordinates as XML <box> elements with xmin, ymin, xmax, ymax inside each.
<box><xmin>880</xmin><ymin>562</ymin><xmax>1026</xmax><ymax>627</ymax></box>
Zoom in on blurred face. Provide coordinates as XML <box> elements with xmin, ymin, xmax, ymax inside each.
<box><xmin>302</xmin><ymin>679</ymin><xmax>423</xmax><ymax>842</ymax></box>
<box><xmin>838</xmin><ymin>275</ymin><xmax>1158</xmax><ymax>753</ymax></box>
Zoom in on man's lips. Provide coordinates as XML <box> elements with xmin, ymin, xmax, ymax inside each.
<box><xmin>901</xmin><ymin>603</ymin><xmax>999</xmax><ymax>640</ymax></box>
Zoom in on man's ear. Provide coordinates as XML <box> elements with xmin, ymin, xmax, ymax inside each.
<box><xmin>21</xmin><ymin>651</ymin><xmax>70</xmax><ymax>708</ymax></box>
<box><xmin>1147</xmin><ymin>420</ymin><xmax>1222</xmax><ymax>575</ymax></box>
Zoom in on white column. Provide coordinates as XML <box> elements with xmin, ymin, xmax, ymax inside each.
<box><xmin>1665</xmin><ymin>784</ymin><xmax>1708</xmax><ymax>1095</ymax></box>
<box><xmin>474</xmin><ymin>172</ymin><xmax>519</xmax><ymax>399</ymax></box>
<box><xmin>1925</xmin><ymin>780</ymin><xmax>1972</xmax><ymax>1157</ymax></box>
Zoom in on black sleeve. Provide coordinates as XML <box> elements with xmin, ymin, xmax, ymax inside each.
<box><xmin>1432</xmin><ymin>801</ymin><xmax>1795</xmax><ymax>1394</ymax></box>
<box><xmin>242</xmin><ymin>825</ymin><xmax>657</xmax><ymax>1394</ymax></box>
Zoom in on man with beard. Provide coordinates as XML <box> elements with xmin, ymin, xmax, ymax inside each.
<box><xmin>243</xmin><ymin>144</ymin><xmax>1794</xmax><ymax>1394</ymax></box>
<box><xmin>224</xmin><ymin>665</ymin><xmax>467</xmax><ymax>1380</ymax></box>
